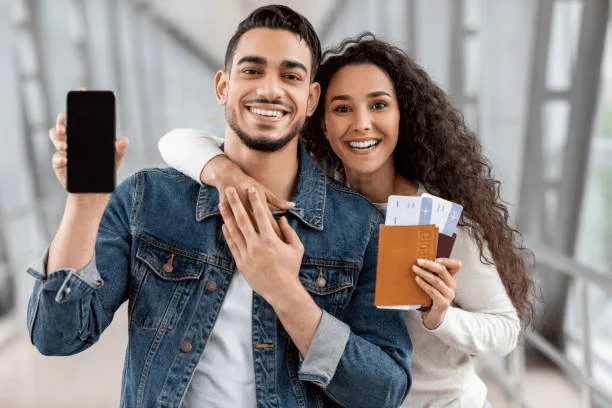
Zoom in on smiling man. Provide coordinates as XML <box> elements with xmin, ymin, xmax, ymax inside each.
<box><xmin>27</xmin><ymin>5</ymin><xmax>412</xmax><ymax>408</ymax></box>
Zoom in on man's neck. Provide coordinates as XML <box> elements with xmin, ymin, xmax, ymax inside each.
<box><xmin>223</xmin><ymin>133</ymin><xmax>300</xmax><ymax>202</ymax></box>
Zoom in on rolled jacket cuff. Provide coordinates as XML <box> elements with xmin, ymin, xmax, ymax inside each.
<box><xmin>298</xmin><ymin>310</ymin><xmax>350</xmax><ymax>386</ymax></box>
<box><xmin>27</xmin><ymin>250</ymin><xmax>104</xmax><ymax>303</ymax></box>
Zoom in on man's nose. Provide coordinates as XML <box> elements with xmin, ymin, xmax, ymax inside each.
<box><xmin>353</xmin><ymin>108</ymin><xmax>372</xmax><ymax>132</ymax></box>
<box><xmin>256</xmin><ymin>76</ymin><xmax>284</xmax><ymax>100</ymax></box>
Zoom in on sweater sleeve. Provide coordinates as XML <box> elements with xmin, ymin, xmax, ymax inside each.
<box><xmin>422</xmin><ymin>226</ymin><xmax>521</xmax><ymax>356</ymax></box>
<box><xmin>158</xmin><ymin>128</ymin><xmax>224</xmax><ymax>185</ymax></box>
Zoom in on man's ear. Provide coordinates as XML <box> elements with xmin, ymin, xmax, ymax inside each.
<box><xmin>215</xmin><ymin>70</ymin><xmax>229</xmax><ymax>105</ymax></box>
<box><xmin>306</xmin><ymin>81</ymin><xmax>321</xmax><ymax>117</ymax></box>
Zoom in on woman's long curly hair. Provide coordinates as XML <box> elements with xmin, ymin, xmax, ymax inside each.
<box><xmin>301</xmin><ymin>33</ymin><xmax>535</xmax><ymax>324</ymax></box>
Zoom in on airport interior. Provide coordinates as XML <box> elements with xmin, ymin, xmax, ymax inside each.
<box><xmin>1</xmin><ymin>0</ymin><xmax>611</xmax><ymax>407</ymax></box>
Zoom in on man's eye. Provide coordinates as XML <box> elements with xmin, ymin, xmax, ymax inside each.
<box><xmin>284</xmin><ymin>74</ymin><xmax>300</xmax><ymax>81</ymax></box>
<box><xmin>243</xmin><ymin>69</ymin><xmax>258</xmax><ymax>75</ymax></box>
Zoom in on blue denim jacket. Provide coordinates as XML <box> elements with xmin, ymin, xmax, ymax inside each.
<box><xmin>27</xmin><ymin>145</ymin><xmax>412</xmax><ymax>408</ymax></box>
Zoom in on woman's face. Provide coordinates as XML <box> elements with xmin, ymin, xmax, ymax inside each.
<box><xmin>323</xmin><ymin>63</ymin><xmax>400</xmax><ymax>177</ymax></box>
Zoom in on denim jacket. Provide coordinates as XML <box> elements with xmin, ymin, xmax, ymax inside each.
<box><xmin>27</xmin><ymin>145</ymin><xmax>412</xmax><ymax>408</ymax></box>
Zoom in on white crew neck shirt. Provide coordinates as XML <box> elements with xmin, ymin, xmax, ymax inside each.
<box><xmin>181</xmin><ymin>271</ymin><xmax>256</xmax><ymax>408</ymax></box>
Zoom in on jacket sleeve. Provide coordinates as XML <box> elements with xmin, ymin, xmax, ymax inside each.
<box><xmin>422</xmin><ymin>226</ymin><xmax>521</xmax><ymax>356</ymax></box>
<box><xmin>158</xmin><ymin>128</ymin><xmax>224</xmax><ymax>184</ymax></box>
<box><xmin>298</xmin><ymin>210</ymin><xmax>412</xmax><ymax>408</ymax></box>
<box><xmin>26</xmin><ymin>174</ymin><xmax>137</xmax><ymax>356</ymax></box>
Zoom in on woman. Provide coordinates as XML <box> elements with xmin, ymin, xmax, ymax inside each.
<box><xmin>159</xmin><ymin>33</ymin><xmax>534</xmax><ymax>408</ymax></box>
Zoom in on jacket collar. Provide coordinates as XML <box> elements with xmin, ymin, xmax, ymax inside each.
<box><xmin>195</xmin><ymin>143</ymin><xmax>326</xmax><ymax>231</ymax></box>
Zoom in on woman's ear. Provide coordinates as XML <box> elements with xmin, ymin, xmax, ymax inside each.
<box><xmin>215</xmin><ymin>70</ymin><xmax>228</xmax><ymax>105</ymax></box>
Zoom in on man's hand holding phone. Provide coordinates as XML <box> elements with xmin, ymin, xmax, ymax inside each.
<box><xmin>49</xmin><ymin>112</ymin><xmax>129</xmax><ymax>192</ymax></box>
<box><xmin>46</xmin><ymin>91</ymin><xmax>129</xmax><ymax>274</ymax></box>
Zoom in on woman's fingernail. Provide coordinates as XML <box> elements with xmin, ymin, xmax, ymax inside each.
<box><xmin>248</xmin><ymin>187</ymin><xmax>255</xmax><ymax>194</ymax></box>
<box><xmin>412</xmin><ymin>265</ymin><xmax>420</xmax><ymax>273</ymax></box>
<box><xmin>417</xmin><ymin>258</ymin><xmax>426</xmax><ymax>266</ymax></box>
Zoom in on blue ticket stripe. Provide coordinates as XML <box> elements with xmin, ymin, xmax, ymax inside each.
<box><xmin>419</xmin><ymin>197</ymin><xmax>432</xmax><ymax>225</ymax></box>
<box><xmin>442</xmin><ymin>203</ymin><xmax>463</xmax><ymax>236</ymax></box>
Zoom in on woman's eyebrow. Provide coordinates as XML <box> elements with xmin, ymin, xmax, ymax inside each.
<box><xmin>329</xmin><ymin>94</ymin><xmax>351</xmax><ymax>103</ymax></box>
<box><xmin>367</xmin><ymin>91</ymin><xmax>392</xmax><ymax>98</ymax></box>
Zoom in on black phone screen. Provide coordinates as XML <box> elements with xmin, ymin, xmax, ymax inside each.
<box><xmin>66</xmin><ymin>90</ymin><xmax>116</xmax><ymax>193</ymax></box>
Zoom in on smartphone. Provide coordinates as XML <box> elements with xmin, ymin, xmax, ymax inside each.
<box><xmin>66</xmin><ymin>90</ymin><xmax>116</xmax><ymax>193</ymax></box>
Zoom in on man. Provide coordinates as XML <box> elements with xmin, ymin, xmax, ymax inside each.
<box><xmin>27</xmin><ymin>5</ymin><xmax>411</xmax><ymax>407</ymax></box>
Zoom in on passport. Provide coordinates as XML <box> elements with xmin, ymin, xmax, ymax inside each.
<box><xmin>374</xmin><ymin>224</ymin><xmax>439</xmax><ymax>309</ymax></box>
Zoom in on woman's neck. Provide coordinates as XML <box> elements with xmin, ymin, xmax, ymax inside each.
<box><xmin>345</xmin><ymin>162</ymin><xmax>418</xmax><ymax>203</ymax></box>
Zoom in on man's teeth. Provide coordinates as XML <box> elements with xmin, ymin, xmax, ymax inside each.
<box><xmin>249</xmin><ymin>107</ymin><xmax>284</xmax><ymax>118</ymax></box>
<box><xmin>348</xmin><ymin>140</ymin><xmax>379</xmax><ymax>149</ymax></box>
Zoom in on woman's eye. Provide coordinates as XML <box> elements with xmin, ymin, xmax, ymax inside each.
<box><xmin>372</xmin><ymin>102</ymin><xmax>388</xmax><ymax>110</ymax></box>
<box><xmin>334</xmin><ymin>105</ymin><xmax>351</xmax><ymax>113</ymax></box>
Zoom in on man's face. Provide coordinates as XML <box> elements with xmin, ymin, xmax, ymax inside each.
<box><xmin>216</xmin><ymin>28</ymin><xmax>320</xmax><ymax>152</ymax></box>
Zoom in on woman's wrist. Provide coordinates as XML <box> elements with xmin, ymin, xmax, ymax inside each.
<box><xmin>200</xmin><ymin>154</ymin><xmax>233</xmax><ymax>186</ymax></box>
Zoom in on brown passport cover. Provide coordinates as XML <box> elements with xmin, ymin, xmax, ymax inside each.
<box><xmin>375</xmin><ymin>224</ymin><xmax>439</xmax><ymax>308</ymax></box>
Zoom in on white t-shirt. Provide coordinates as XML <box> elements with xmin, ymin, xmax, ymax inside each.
<box><xmin>181</xmin><ymin>271</ymin><xmax>256</xmax><ymax>408</ymax></box>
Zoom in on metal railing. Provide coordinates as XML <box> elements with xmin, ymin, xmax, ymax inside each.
<box><xmin>485</xmin><ymin>243</ymin><xmax>612</xmax><ymax>408</ymax></box>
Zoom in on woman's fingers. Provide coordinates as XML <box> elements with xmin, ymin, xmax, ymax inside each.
<box><xmin>264</xmin><ymin>189</ymin><xmax>295</xmax><ymax>211</ymax></box>
<box><xmin>416</xmin><ymin>258</ymin><xmax>456</xmax><ymax>290</ymax></box>
<box><xmin>412</xmin><ymin>265</ymin><xmax>455</xmax><ymax>299</ymax></box>
<box><xmin>436</xmin><ymin>258</ymin><xmax>462</xmax><ymax>277</ymax></box>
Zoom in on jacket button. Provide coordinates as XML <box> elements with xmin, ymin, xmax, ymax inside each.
<box><xmin>163</xmin><ymin>263</ymin><xmax>173</xmax><ymax>273</ymax></box>
<box><xmin>316</xmin><ymin>277</ymin><xmax>326</xmax><ymax>287</ymax></box>
<box><xmin>181</xmin><ymin>342</ymin><xmax>192</xmax><ymax>353</ymax></box>
<box><xmin>205</xmin><ymin>281</ymin><xmax>217</xmax><ymax>292</ymax></box>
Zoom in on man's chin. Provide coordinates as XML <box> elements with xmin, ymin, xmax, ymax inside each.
<box><xmin>238</xmin><ymin>133</ymin><xmax>297</xmax><ymax>152</ymax></box>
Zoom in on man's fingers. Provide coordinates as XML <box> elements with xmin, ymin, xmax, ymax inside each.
<box><xmin>225</xmin><ymin>187</ymin><xmax>257</xmax><ymax>241</ymax></box>
<box><xmin>52</xmin><ymin>151</ymin><xmax>67</xmax><ymax>169</ymax></box>
<box><xmin>114</xmin><ymin>136</ymin><xmax>129</xmax><ymax>169</ymax></box>
<box><xmin>56</xmin><ymin>112</ymin><xmax>66</xmax><ymax>128</ymax></box>
<box><xmin>279</xmin><ymin>216</ymin><xmax>301</xmax><ymax>248</ymax></box>
<box><xmin>49</xmin><ymin>126</ymin><xmax>66</xmax><ymax>149</ymax></box>
<box><xmin>219</xmin><ymin>201</ymin><xmax>247</xmax><ymax>251</ymax></box>
<box><xmin>264</xmin><ymin>189</ymin><xmax>295</xmax><ymax>211</ymax></box>
<box><xmin>222</xmin><ymin>223</ymin><xmax>242</xmax><ymax>260</ymax></box>
<box><xmin>247</xmin><ymin>188</ymin><xmax>276</xmax><ymax>237</ymax></box>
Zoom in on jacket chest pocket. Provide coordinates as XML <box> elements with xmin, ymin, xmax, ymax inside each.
<box><xmin>130</xmin><ymin>242</ymin><xmax>204</xmax><ymax>330</ymax></box>
<box><xmin>299</xmin><ymin>264</ymin><xmax>355</xmax><ymax>317</ymax></box>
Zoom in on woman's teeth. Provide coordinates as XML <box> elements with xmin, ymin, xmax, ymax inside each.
<box><xmin>249</xmin><ymin>107</ymin><xmax>284</xmax><ymax>118</ymax></box>
<box><xmin>348</xmin><ymin>140</ymin><xmax>380</xmax><ymax>149</ymax></box>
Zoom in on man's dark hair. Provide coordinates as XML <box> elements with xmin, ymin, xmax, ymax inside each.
<box><xmin>224</xmin><ymin>4</ymin><xmax>321</xmax><ymax>79</ymax></box>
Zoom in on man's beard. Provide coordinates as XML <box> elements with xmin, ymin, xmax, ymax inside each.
<box><xmin>227</xmin><ymin>106</ymin><xmax>304</xmax><ymax>152</ymax></box>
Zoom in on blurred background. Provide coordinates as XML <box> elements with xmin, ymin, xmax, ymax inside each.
<box><xmin>0</xmin><ymin>0</ymin><xmax>611</xmax><ymax>407</ymax></box>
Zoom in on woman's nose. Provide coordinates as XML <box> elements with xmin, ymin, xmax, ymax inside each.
<box><xmin>352</xmin><ymin>109</ymin><xmax>372</xmax><ymax>132</ymax></box>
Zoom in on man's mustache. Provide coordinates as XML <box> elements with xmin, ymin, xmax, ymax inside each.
<box><xmin>245</xmin><ymin>98</ymin><xmax>293</xmax><ymax>111</ymax></box>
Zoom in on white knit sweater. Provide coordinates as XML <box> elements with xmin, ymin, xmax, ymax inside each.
<box><xmin>158</xmin><ymin>129</ymin><xmax>521</xmax><ymax>408</ymax></box>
